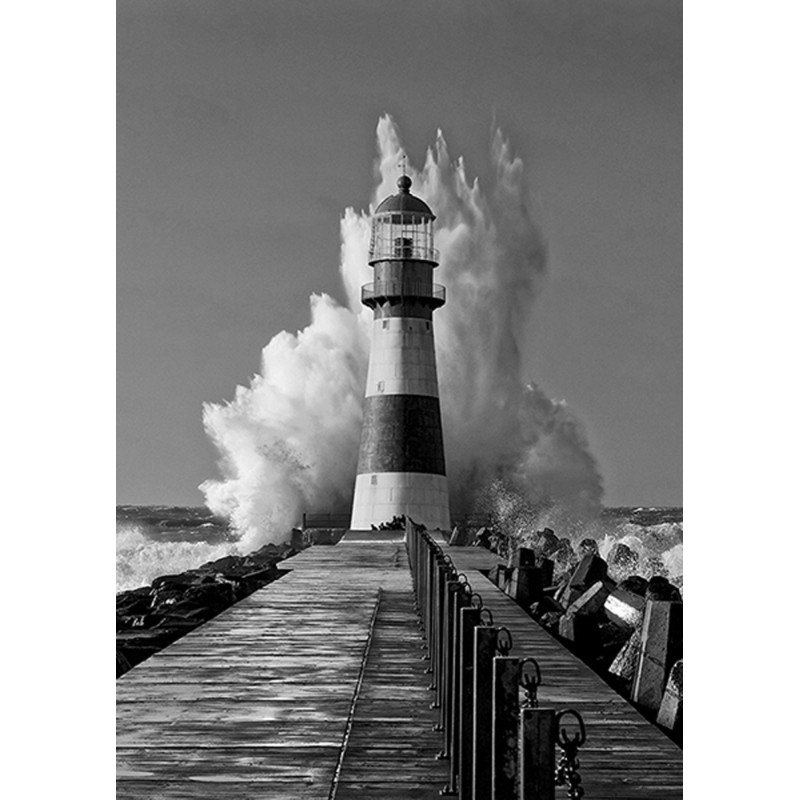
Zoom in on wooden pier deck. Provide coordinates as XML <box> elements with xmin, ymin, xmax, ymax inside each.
<box><xmin>117</xmin><ymin>533</ymin><xmax>682</xmax><ymax>798</ymax></box>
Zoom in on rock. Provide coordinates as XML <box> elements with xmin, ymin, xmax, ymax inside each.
<box><xmin>151</xmin><ymin>574</ymin><xmax>197</xmax><ymax>590</ymax></box>
<box><xmin>116</xmin><ymin>593</ymin><xmax>153</xmax><ymax>617</ymax></box>
<box><xmin>200</xmin><ymin>556</ymin><xmax>241</xmax><ymax>573</ymax></box>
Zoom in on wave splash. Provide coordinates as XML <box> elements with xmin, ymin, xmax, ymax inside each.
<box><xmin>116</xmin><ymin>523</ymin><xmax>234</xmax><ymax>593</ymax></box>
<box><xmin>199</xmin><ymin>115</ymin><xmax>604</xmax><ymax>551</ymax></box>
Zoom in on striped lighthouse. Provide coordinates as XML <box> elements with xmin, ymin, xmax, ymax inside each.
<box><xmin>350</xmin><ymin>174</ymin><xmax>451</xmax><ymax>532</ymax></box>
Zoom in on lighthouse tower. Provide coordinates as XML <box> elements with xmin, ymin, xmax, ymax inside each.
<box><xmin>350</xmin><ymin>174</ymin><xmax>451</xmax><ymax>532</ymax></box>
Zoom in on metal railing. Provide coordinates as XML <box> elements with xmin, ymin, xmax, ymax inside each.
<box><xmin>405</xmin><ymin>520</ymin><xmax>587</xmax><ymax>799</ymax></box>
<box><xmin>361</xmin><ymin>281</ymin><xmax>446</xmax><ymax>307</ymax></box>
<box><xmin>369</xmin><ymin>240</ymin><xmax>440</xmax><ymax>263</ymax></box>
<box><xmin>301</xmin><ymin>513</ymin><xmax>351</xmax><ymax>529</ymax></box>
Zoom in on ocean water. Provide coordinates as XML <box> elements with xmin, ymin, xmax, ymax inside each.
<box><xmin>116</xmin><ymin>505</ymin><xmax>682</xmax><ymax>594</ymax></box>
<box><xmin>116</xmin><ymin>505</ymin><xmax>239</xmax><ymax>592</ymax></box>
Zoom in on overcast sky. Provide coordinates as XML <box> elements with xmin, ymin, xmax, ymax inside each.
<box><xmin>117</xmin><ymin>0</ymin><xmax>682</xmax><ymax>508</ymax></box>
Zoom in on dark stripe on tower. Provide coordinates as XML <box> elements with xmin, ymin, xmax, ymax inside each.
<box><xmin>356</xmin><ymin>395</ymin><xmax>446</xmax><ymax>475</ymax></box>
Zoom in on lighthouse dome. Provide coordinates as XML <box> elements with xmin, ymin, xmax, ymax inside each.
<box><xmin>374</xmin><ymin>176</ymin><xmax>435</xmax><ymax>218</ymax></box>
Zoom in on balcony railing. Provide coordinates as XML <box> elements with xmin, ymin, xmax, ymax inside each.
<box><xmin>361</xmin><ymin>281</ymin><xmax>446</xmax><ymax>308</ymax></box>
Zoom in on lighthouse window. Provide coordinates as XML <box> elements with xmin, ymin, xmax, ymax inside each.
<box><xmin>377</xmin><ymin>380</ymin><xmax>385</xmax><ymax>393</ymax></box>
<box><xmin>425</xmin><ymin>322</ymin><xmax>430</xmax><ymax>330</ymax></box>
<box><xmin>371</xmin><ymin>475</ymin><xmax>377</xmax><ymax>485</ymax></box>
<box><xmin>382</xmin><ymin>320</ymin><xmax>389</xmax><ymax>329</ymax></box>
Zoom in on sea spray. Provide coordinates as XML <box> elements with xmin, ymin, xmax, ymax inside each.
<box><xmin>201</xmin><ymin>116</ymin><xmax>603</xmax><ymax>548</ymax></box>
<box><xmin>116</xmin><ymin>524</ymin><xmax>233</xmax><ymax>593</ymax></box>
<box><xmin>200</xmin><ymin>295</ymin><xmax>368</xmax><ymax>552</ymax></box>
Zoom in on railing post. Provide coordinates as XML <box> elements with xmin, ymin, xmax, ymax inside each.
<box><xmin>472</xmin><ymin>624</ymin><xmax>500</xmax><ymax>800</ymax></box>
<box><xmin>519</xmin><ymin>708</ymin><xmax>556</xmax><ymax>800</ymax></box>
<box><xmin>457</xmin><ymin>602</ymin><xmax>487</xmax><ymax>800</ymax></box>
<box><xmin>491</xmin><ymin>628</ymin><xmax>518</xmax><ymax>800</ymax></box>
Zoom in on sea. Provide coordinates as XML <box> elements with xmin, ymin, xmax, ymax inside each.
<box><xmin>116</xmin><ymin>505</ymin><xmax>682</xmax><ymax>594</ymax></box>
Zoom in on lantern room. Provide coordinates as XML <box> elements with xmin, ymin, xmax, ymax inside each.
<box><xmin>368</xmin><ymin>175</ymin><xmax>439</xmax><ymax>265</ymax></box>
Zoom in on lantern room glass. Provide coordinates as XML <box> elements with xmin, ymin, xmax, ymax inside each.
<box><xmin>369</xmin><ymin>212</ymin><xmax>438</xmax><ymax>264</ymax></box>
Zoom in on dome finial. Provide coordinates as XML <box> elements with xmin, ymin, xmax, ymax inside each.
<box><xmin>397</xmin><ymin>154</ymin><xmax>411</xmax><ymax>192</ymax></box>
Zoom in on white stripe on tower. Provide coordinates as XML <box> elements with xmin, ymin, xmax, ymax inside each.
<box><xmin>364</xmin><ymin>318</ymin><xmax>439</xmax><ymax>399</ymax></box>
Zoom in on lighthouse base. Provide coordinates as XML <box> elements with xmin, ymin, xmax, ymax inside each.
<box><xmin>350</xmin><ymin>472</ymin><xmax>450</xmax><ymax>532</ymax></box>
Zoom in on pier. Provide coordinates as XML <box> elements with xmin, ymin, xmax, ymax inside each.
<box><xmin>117</xmin><ymin>529</ymin><xmax>682</xmax><ymax>798</ymax></box>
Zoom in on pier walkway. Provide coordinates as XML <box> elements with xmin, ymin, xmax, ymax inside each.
<box><xmin>117</xmin><ymin>532</ymin><xmax>682</xmax><ymax>799</ymax></box>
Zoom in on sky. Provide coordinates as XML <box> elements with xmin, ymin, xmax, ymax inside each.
<box><xmin>117</xmin><ymin>0</ymin><xmax>682</xmax><ymax>508</ymax></box>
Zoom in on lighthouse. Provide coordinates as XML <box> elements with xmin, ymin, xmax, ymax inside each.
<box><xmin>350</xmin><ymin>174</ymin><xmax>451</xmax><ymax>532</ymax></box>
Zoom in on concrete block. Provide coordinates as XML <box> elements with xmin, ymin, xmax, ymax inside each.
<box><xmin>510</xmin><ymin>547</ymin><xmax>538</xmax><ymax>568</ymax></box>
<box><xmin>608</xmin><ymin>627</ymin><xmax>642</xmax><ymax>682</ymax></box>
<box><xmin>449</xmin><ymin>524</ymin><xmax>470</xmax><ymax>546</ymax></box>
<box><xmin>656</xmin><ymin>659</ymin><xmax>683</xmax><ymax>731</ymax></box>
<box><xmin>488</xmin><ymin>564</ymin><xmax>512</xmax><ymax>592</ymax></box>
<box><xmin>565</xmin><ymin>580</ymin><xmax>610</xmax><ymax>617</ymax></box>
<box><xmin>632</xmin><ymin>601</ymin><xmax>683</xmax><ymax>711</ymax></box>
<box><xmin>508</xmin><ymin>566</ymin><xmax>549</xmax><ymax>605</ymax></box>
<box><xmin>570</xmin><ymin>553</ymin><xmax>609</xmax><ymax>589</ymax></box>
<box><xmin>604</xmin><ymin>588</ymin><xmax>646</xmax><ymax>629</ymax></box>
<box><xmin>557</xmin><ymin>553</ymin><xmax>610</xmax><ymax>607</ymax></box>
